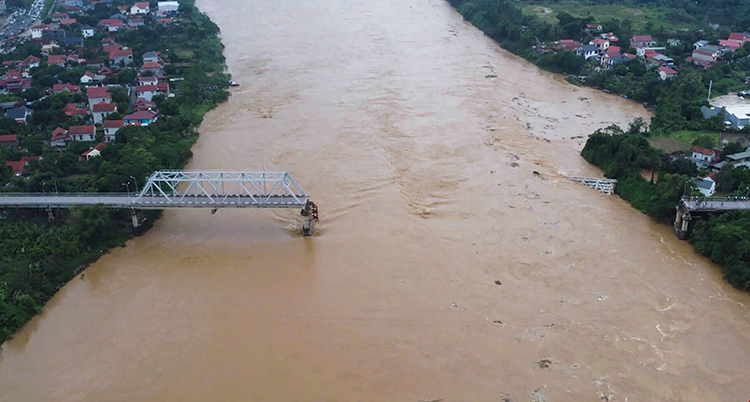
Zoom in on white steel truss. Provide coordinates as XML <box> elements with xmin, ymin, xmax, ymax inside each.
<box><xmin>134</xmin><ymin>171</ymin><xmax>309</xmax><ymax>208</ymax></box>
<box><xmin>569</xmin><ymin>177</ymin><xmax>617</xmax><ymax>195</ymax></box>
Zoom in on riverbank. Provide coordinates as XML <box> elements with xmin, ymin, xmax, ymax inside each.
<box><xmin>0</xmin><ymin>0</ymin><xmax>748</xmax><ymax>400</ymax></box>
<box><xmin>0</xmin><ymin>0</ymin><xmax>231</xmax><ymax>345</ymax></box>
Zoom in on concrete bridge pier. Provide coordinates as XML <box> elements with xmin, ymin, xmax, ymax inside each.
<box><xmin>130</xmin><ymin>209</ymin><xmax>146</xmax><ymax>236</ymax></box>
<box><xmin>674</xmin><ymin>206</ymin><xmax>691</xmax><ymax>240</ymax></box>
<box><xmin>300</xmin><ymin>201</ymin><xmax>319</xmax><ymax>237</ymax></box>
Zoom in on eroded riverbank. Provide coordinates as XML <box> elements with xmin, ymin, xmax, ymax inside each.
<box><xmin>1</xmin><ymin>0</ymin><xmax>748</xmax><ymax>400</ymax></box>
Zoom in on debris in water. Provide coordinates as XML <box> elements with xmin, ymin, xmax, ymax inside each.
<box><xmin>501</xmin><ymin>393</ymin><xmax>517</xmax><ymax>402</ymax></box>
<box><xmin>449</xmin><ymin>302</ymin><xmax>464</xmax><ymax>311</ymax></box>
<box><xmin>485</xmin><ymin>74</ymin><xmax>497</xmax><ymax>79</ymax></box>
<box><xmin>533</xmin><ymin>358</ymin><xmax>558</xmax><ymax>369</ymax></box>
<box><xmin>494</xmin><ymin>280</ymin><xmax>502</xmax><ymax>286</ymax></box>
<box><xmin>532</xmin><ymin>171</ymin><xmax>542</xmax><ymax>178</ymax></box>
<box><xmin>594</xmin><ymin>292</ymin><xmax>609</xmax><ymax>301</ymax></box>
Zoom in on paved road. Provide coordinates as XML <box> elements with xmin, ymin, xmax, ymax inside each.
<box><xmin>682</xmin><ymin>199</ymin><xmax>749</xmax><ymax>212</ymax></box>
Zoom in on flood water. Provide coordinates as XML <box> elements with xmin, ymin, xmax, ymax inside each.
<box><xmin>1</xmin><ymin>0</ymin><xmax>749</xmax><ymax>400</ymax></box>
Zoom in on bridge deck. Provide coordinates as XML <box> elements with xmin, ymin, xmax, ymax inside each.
<box><xmin>0</xmin><ymin>194</ymin><xmax>308</xmax><ymax>209</ymax></box>
<box><xmin>682</xmin><ymin>199</ymin><xmax>749</xmax><ymax>212</ymax></box>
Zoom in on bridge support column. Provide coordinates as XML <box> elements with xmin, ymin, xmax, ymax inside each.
<box><xmin>301</xmin><ymin>201</ymin><xmax>319</xmax><ymax>237</ymax></box>
<box><xmin>674</xmin><ymin>207</ymin><xmax>691</xmax><ymax>240</ymax></box>
<box><xmin>130</xmin><ymin>210</ymin><xmax>146</xmax><ymax>236</ymax></box>
<box><xmin>46</xmin><ymin>207</ymin><xmax>54</xmax><ymax>222</ymax></box>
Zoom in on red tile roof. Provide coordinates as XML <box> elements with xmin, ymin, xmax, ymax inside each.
<box><xmin>136</xmin><ymin>85</ymin><xmax>157</xmax><ymax>92</ymax></box>
<box><xmin>133</xmin><ymin>1</ymin><xmax>149</xmax><ymax>9</ymax></box>
<box><xmin>658</xmin><ymin>66</ymin><xmax>677</xmax><ymax>75</ymax></box>
<box><xmin>103</xmin><ymin>44</ymin><xmax>122</xmax><ymax>53</ymax></box>
<box><xmin>5</xmin><ymin>160</ymin><xmax>25</xmax><ymax>174</ymax></box>
<box><xmin>109</xmin><ymin>48</ymin><xmax>133</xmax><ymax>59</ymax></box>
<box><xmin>156</xmin><ymin>82</ymin><xmax>168</xmax><ymax>91</ymax></box>
<box><xmin>47</xmin><ymin>55</ymin><xmax>66</xmax><ymax>65</ymax></box>
<box><xmin>125</xmin><ymin>110</ymin><xmax>157</xmax><ymax>120</ymax></box>
<box><xmin>87</xmin><ymin>86</ymin><xmax>111</xmax><ymax>98</ymax></box>
<box><xmin>53</xmin><ymin>83</ymin><xmax>80</xmax><ymax>92</ymax></box>
<box><xmin>92</xmin><ymin>101</ymin><xmax>116</xmax><ymax>113</ymax></box>
<box><xmin>60</xmin><ymin>18</ymin><xmax>77</xmax><ymax>25</ymax></box>
<box><xmin>0</xmin><ymin>134</ymin><xmax>18</xmax><ymax>142</ymax></box>
<box><xmin>692</xmin><ymin>146</ymin><xmax>714</xmax><ymax>156</ymax></box>
<box><xmin>63</xmin><ymin>103</ymin><xmax>87</xmax><ymax>116</ymax></box>
<box><xmin>630</xmin><ymin>35</ymin><xmax>654</xmax><ymax>43</ymax></box>
<box><xmin>98</xmin><ymin>19</ymin><xmax>124</xmax><ymax>27</ymax></box>
<box><xmin>69</xmin><ymin>125</ymin><xmax>95</xmax><ymax>135</ymax></box>
<box><xmin>103</xmin><ymin>120</ymin><xmax>124</xmax><ymax>128</ymax></box>
<box><xmin>21</xmin><ymin>155</ymin><xmax>41</xmax><ymax>163</ymax></box>
<box><xmin>728</xmin><ymin>33</ymin><xmax>749</xmax><ymax>41</ymax></box>
<box><xmin>142</xmin><ymin>62</ymin><xmax>161</xmax><ymax>69</ymax></box>
<box><xmin>52</xmin><ymin>127</ymin><xmax>67</xmax><ymax>136</ymax></box>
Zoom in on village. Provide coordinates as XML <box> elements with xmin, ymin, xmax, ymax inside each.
<box><xmin>0</xmin><ymin>0</ymin><xmax>184</xmax><ymax>177</ymax></box>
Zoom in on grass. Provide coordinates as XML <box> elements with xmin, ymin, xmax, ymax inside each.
<box><xmin>670</xmin><ymin>130</ymin><xmax>721</xmax><ymax>147</ymax></box>
<box><xmin>520</xmin><ymin>2</ymin><xmax>698</xmax><ymax>32</ymax></box>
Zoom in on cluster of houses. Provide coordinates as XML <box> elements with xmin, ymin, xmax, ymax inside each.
<box><xmin>536</xmin><ymin>21</ymin><xmax>750</xmax><ymax>83</ymax></box>
<box><xmin>1</xmin><ymin>0</ymin><xmax>180</xmax><ymax>176</ymax></box>
<box><xmin>688</xmin><ymin>144</ymin><xmax>750</xmax><ymax>196</ymax></box>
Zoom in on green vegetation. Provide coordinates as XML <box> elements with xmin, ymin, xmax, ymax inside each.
<box><xmin>671</xmin><ymin>130</ymin><xmax>721</xmax><ymax>148</ymax></box>
<box><xmin>521</xmin><ymin>2</ymin><xmax>693</xmax><ymax>32</ymax></box>
<box><xmin>582</xmin><ymin>125</ymin><xmax>750</xmax><ymax>291</ymax></box>
<box><xmin>0</xmin><ymin>0</ymin><xmax>230</xmax><ymax>345</ymax></box>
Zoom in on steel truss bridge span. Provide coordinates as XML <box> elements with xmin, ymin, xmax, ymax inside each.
<box><xmin>0</xmin><ymin>171</ymin><xmax>318</xmax><ymax>235</ymax></box>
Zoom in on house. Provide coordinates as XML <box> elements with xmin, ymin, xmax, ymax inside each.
<box><xmin>577</xmin><ymin>44</ymin><xmax>599</xmax><ymax>60</ymax></box>
<box><xmin>42</xmin><ymin>28</ymin><xmax>67</xmax><ymax>43</ymax></box>
<box><xmin>4</xmin><ymin>157</ymin><xmax>39</xmax><ymax>175</ymax></box>
<box><xmin>138</xmin><ymin>75</ymin><xmax>158</xmax><ymax>85</ymax></box>
<box><xmin>98</xmin><ymin>19</ymin><xmax>124</xmax><ymax>32</ymax></box>
<box><xmin>99</xmin><ymin>66</ymin><xmax>117</xmax><ymax>77</ymax></box>
<box><xmin>636</xmin><ymin>47</ymin><xmax>667</xmax><ymax>58</ymax></box>
<box><xmin>601</xmin><ymin>46</ymin><xmax>621</xmax><ymax>67</ymax></box>
<box><xmin>6</xmin><ymin>106</ymin><xmax>32</xmax><ymax>124</ymax></box>
<box><xmin>81</xmin><ymin>25</ymin><xmax>95</xmax><ymax>38</ymax></box>
<box><xmin>691</xmin><ymin>146</ymin><xmax>716</xmax><ymax>165</ymax></box>
<box><xmin>81</xmin><ymin>71</ymin><xmax>105</xmax><ymax>83</ymax></box>
<box><xmin>719</xmin><ymin>39</ymin><xmax>742</xmax><ymax>52</ymax></box>
<box><xmin>601</xmin><ymin>32</ymin><xmax>618</xmax><ymax>42</ymax></box>
<box><xmin>69</xmin><ymin>125</ymin><xmax>96</xmax><ymax>141</ymax></box>
<box><xmin>724</xmin><ymin>151</ymin><xmax>750</xmax><ymax>169</ymax></box>
<box><xmin>41</xmin><ymin>41</ymin><xmax>61</xmax><ymax>53</ymax></box>
<box><xmin>50</xmin><ymin>127</ymin><xmax>71</xmax><ymax>147</ymax></box>
<box><xmin>103</xmin><ymin>44</ymin><xmax>123</xmax><ymax>54</ymax></box>
<box><xmin>585</xmin><ymin>24</ymin><xmax>603</xmax><ymax>33</ymax></box>
<box><xmin>84</xmin><ymin>59</ymin><xmax>105</xmax><ymax>69</ymax></box>
<box><xmin>158</xmin><ymin>1</ymin><xmax>179</xmax><ymax>12</ymax></box>
<box><xmin>134</xmin><ymin>97</ymin><xmax>156</xmax><ymax>111</ymax></box>
<box><xmin>109</xmin><ymin>12</ymin><xmax>128</xmax><ymax>21</ymax></box>
<box><xmin>142</xmin><ymin>51</ymin><xmax>159</xmax><ymax>64</ymax></box>
<box><xmin>63</xmin><ymin>103</ymin><xmax>88</xmax><ymax>117</ymax></box>
<box><xmin>87</xmin><ymin>86</ymin><xmax>112</xmax><ymax>110</ymax></box>
<box><xmin>30</xmin><ymin>24</ymin><xmax>52</xmax><ymax>39</ymax></box>
<box><xmin>53</xmin><ymin>83</ymin><xmax>81</xmax><ymax>93</ymax></box>
<box><xmin>51</xmin><ymin>12</ymin><xmax>69</xmax><ymax>20</ymax></box>
<box><xmin>646</xmin><ymin>53</ymin><xmax>674</xmax><ymax>68</ymax></box>
<box><xmin>156</xmin><ymin>17</ymin><xmax>174</xmax><ymax>25</ymax></box>
<box><xmin>103</xmin><ymin>119</ymin><xmax>124</xmax><ymax>142</ymax></box>
<box><xmin>692</xmin><ymin>176</ymin><xmax>716</xmax><ymax>197</ymax></box>
<box><xmin>124</xmin><ymin>110</ymin><xmax>158</xmax><ymax>125</ymax></box>
<box><xmin>691</xmin><ymin>45</ymin><xmax>722</xmax><ymax>63</ymax></box>
<box><xmin>135</xmin><ymin>84</ymin><xmax>157</xmax><ymax>101</ymax></box>
<box><xmin>658</xmin><ymin>66</ymin><xmax>677</xmax><ymax>80</ymax></box>
<box><xmin>0</xmin><ymin>0</ymin><xmax>6</xmax><ymax>14</ymax></box>
<box><xmin>20</xmin><ymin>55</ymin><xmax>40</xmax><ymax>70</ymax></box>
<box><xmin>64</xmin><ymin>37</ymin><xmax>84</xmax><ymax>47</ymax></box>
<box><xmin>128</xmin><ymin>18</ymin><xmax>145</xmax><ymax>28</ymax></box>
<box><xmin>0</xmin><ymin>134</ymin><xmax>18</xmax><ymax>148</ymax></box>
<box><xmin>630</xmin><ymin>35</ymin><xmax>656</xmax><ymax>48</ymax></box>
<box><xmin>60</xmin><ymin>18</ymin><xmax>77</xmax><ymax>26</ymax></box>
<box><xmin>81</xmin><ymin>143</ymin><xmax>107</xmax><ymax>160</ymax></box>
<box><xmin>92</xmin><ymin>101</ymin><xmax>116</xmax><ymax>124</ymax></box>
<box><xmin>728</xmin><ymin>32</ymin><xmax>750</xmax><ymax>43</ymax></box>
<box><xmin>141</xmin><ymin>61</ymin><xmax>163</xmax><ymax>75</ymax></box>
<box><xmin>558</xmin><ymin>39</ymin><xmax>582</xmax><ymax>51</ymax></box>
<box><xmin>589</xmin><ymin>38</ymin><xmax>609</xmax><ymax>54</ymax></box>
<box><xmin>109</xmin><ymin>48</ymin><xmax>133</xmax><ymax>67</ymax></box>
<box><xmin>47</xmin><ymin>54</ymin><xmax>67</xmax><ymax>67</ymax></box>
<box><xmin>693</xmin><ymin>40</ymin><xmax>709</xmax><ymax>50</ymax></box>
<box><xmin>130</xmin><ymin>1</ymin><xmax>150</xmax><ymax>14</ymax></box>
<box><xmin>667</xmin><ymin>38</ymin><xmax>681</xmax><ymax>47</ymax></box>
<box><xmin>156</xmin><ymin>81</ymin><xmax>169</xmax><ymax>95</ymax></box>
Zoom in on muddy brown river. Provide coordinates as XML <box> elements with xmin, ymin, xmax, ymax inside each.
<box><xmin>2</xmin><ymin>0</ymin><xmax>750</xmax><ymax>400</ymax></box>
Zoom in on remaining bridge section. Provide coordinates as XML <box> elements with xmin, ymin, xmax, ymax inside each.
<box><xmin>0</xmin><ymin>170</ymin><xmax>318</xmax><ymax>235</ymax></box>
<box><xmin>674</xmin><ymin>196</ymin><xmax>749</xmax><ymax>240</ymax></box>
<box><xmin>569</xmin><ymin>176</ymin><xmax>617</xmax><ymax>195</ymax></box>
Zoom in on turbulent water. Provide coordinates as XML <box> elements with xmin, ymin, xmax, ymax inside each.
<box><xmin>1</xmin><ymin>0</ymin><xmax>749</xmax><ymax>400</ymax></box>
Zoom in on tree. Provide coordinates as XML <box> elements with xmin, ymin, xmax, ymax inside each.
<box><xmin>723</xmin><ymin>141</ymin><xmax>746</xmax><ymax>156</ymax></box>
<box><xmin>692</xmin><ymin>135</ymin><xmax>715</xmax><ymax>149</ymax></box>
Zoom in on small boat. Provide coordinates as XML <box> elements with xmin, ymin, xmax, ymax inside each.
<box><xmin>229</xmin><ymin>80</ymin><xmax>240</xmax><ymax>87</ymax></box>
